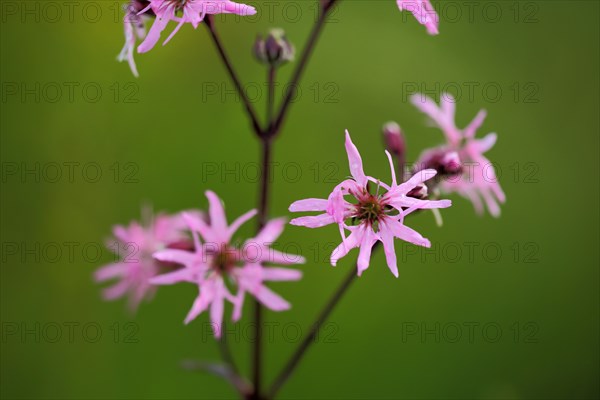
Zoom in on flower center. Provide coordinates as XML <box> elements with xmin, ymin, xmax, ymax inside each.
<box><xmin>209</xmin><ymin>246</ymin><xmax>237</xmax><ymax>275</ymax></box>
<box><xmin>355</xmin><ymin>195</ymin><xmax>385</xmax><ymax>224</ymax></box>
<box><xmin>163</xmin><ymin>0</ymin><xmax>188</xmax><ymax>12</ymax></box>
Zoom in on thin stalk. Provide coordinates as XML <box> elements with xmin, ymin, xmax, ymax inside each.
<box><xmin>269</xmin><ymin>0</ymin><xmax>338</xmax><ymax>137</ymax></box>
<box><xmin>205</xmin><ymin>15</ymin><xmax>262</xmax><ymax>135</ymax></box>
<box><xmin>252</xmin><ymin>137</ymin><xmax>273</xmax><ymax>400</ymax></box>
<box><xmin>267</xmin><ymin>243</ymin><xmax>381</xmax><ymax>398</ymax></box>
<box><xmin>255</xmin><ymin>3</ymin><xmax>339</xmax><ymax>397</ymax></box>
<box><xmin>207</xmin><ymin>2</ymin><xmax>340</xmax><ymax>398</ymax></box>
<box><xmin>257</xmin><ymin>137</ymin><xmax>273</xmax><ymax>228</ymax></box>
<box><xmin>217</xmin><ymin>321</ymin><xmax>239</xmax><ymax>377</ymax></box>
<box><xmin>266</xmin><ymin>66</ymin><xmax>276</xmax><ymax>130</ymax></box>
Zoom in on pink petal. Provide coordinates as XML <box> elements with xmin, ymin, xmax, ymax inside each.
<box><xmin>397</xmin><ymin>0</ymin><xmax>440</xmax><ymax>35</ymax></box>
<box><xmin>253</xmin><ymin>217</ymin><xmax>286</xmax><ymax>244</ymax></box>
<box><xmin>379</xmin><ymin>224</ymin><xmax>399</xmax><ymax>278</ymax></box>
<box><xmin>210</xmin><ymin>291</ymin><xmax>225</xmax><ymax>338</ymax></box>
<box><xmin>94</xmin><ymin>262</ymin><xmax>126</xmax><ymax>282</ymax></box>
<box><xmin>357</xmin><ymin>227</ymin><xmax>378</xmax><ymax>276</ymax></box>
<box><xmin>344</xmin><ymin>130</ymin><xmax>368</xmax><ymax>186</ymax></box>
<box><xmin>464</xmin><ymin>110</ymin><xmax>488</xmax><ymax>139</ymax></box>
<box><xmin>441</xmin><ymin>93</ymin><xmax>456</xmax><ymax>119</ymax></box>
<box><xmin>162</xmin><ymin>18</ymin><xmax>186</xmax><ymax>46</ymax></box>
<box><xmin>129</xmin><ymin>280</ymin><xmax>155</xmax><ymax>312</ymax></box>
<box><xmin>227</xmin><ymin>209</ymin><xmax>258</xmax><ymax>242</ymax></box>
<box><xmin>191</xmin><ymin>230</ymin><xmax>202</xmax><ymax>253</ymax></box>
<box><xmin>262</xmin><ymin>267</ymin><xmax>302</xmax><ymax>282</ymax></box>
<box><xmin>205</xmin><ymin>191</ymin><xmax>228</xmax><ymax>236</ymax></box>
<box><xmin>184</xmin><ymin>212</ymin><xmax>216</xmax><ymax>244</ymax></box>
<box><xmin>481</xmin><ymin>189</ymin><xmax>501</xmax><ymax>218</ymax></box>
<box><xmin>117</xmin><ymin>16</ymin><xmax>139</xmax><ymax>77</ymax></box>
<box><xmin>112</xmin><ymin>225</ymin><xmax>130</xmax><ymax>243</ymax></box>
<box><xmin>223</xmin><ymin>1</ymin><xmax>257</xmax><ymax>15</ymax></box>
<box><xmin>385</xmin><ymin>150</ymin><xmax>397</xmax><ymax>186</ymax></box>
<box><xmin>251</xmin><ymin>284</ymin><xmax>291</xmax><ymax>311</ymax></box>
<box><xmin>475</xmin><ymin>133</ymin><xmax>497</xmax><ymax>153</ymax></box>
<box><xmin>137</xmin><ymin>7</ymin><xmax>172</xmax><ymax>53</ymax></box>
<box><xmin>327</xmin><ymin>187</ymin><xmax>348</xmax><ymax>224</ymax></box>
<box><xmin>330</xmin><ymin>227</ymin><xmax>363</xmax><ymax>266</ymax></box>
<box><xmin>389</xmin><ymin>197</ymin><xmax>452</xmax><ymax>213</ymax></box>
<box><xmin>410</xmin><ymin>93</ymin><xmax>461</xmax><ymax>144</ymax></box>
<box><xmin>230</xmin><ymin>290</ymin><xmax>245</xmax><ymax>322</ymax></box>
<box><xmin>492</xmin><ymin>181</ymin><xmax>507</xmax><ymax>204</ymax></box>
<box><xmin>102</xmin><ymin>280</ymin><xmax>130</xmax><ymax>300</ymax></box>
<box><xmin>390</xmin><ymin>169</ymin><xmax>438</xmax><ymax>196</ymax></box>
<box><xmin>290</xmin><ymin>213</ymin><xmax>335</xmax><ymax>228</ymax></box>
<box><xmin>184</xmin><ymin>292</ymin><xmax>211</xmax><ymax>325</ymax></box>
<box><xmin>238</xmin><ymin>263</ymin><xmax>261</xmax><ymax>281</ymax></box>
<box><xmin>150</xmin><ymin>267</ymin><xmax>195</xmax><ymax>285</ymax></box>
<box><xmin>333</xmin><ymin>178</ymin><xmax>364</xmax><ymax>196</ymax></box>
<box><xmin>463</xmin><ymin>188</ymin><xmax>485</xmax><ymax>215</ymax></box>
<box><xmin>262</xmin><ymin>249</ymin><xmax>306</xmax><ymax>265</ymax></box>
<box><xmin>153</xmin><ymin>249</ymin><xmax>197</xmax><ymax>267</ymax></box>
<box><xmin>367</xmin><ymin>176</ymin><xmax>392</xmax><ymax>192</ymax></box>
<box><xmin>384</xmin><ymin>218</ymin><xmax>431</xmax><ymax>248</ymax></box>
<box><xmin>289</xmin><ymin>198</ymin><xmax>328</xmax><ymax>212</ymax></box>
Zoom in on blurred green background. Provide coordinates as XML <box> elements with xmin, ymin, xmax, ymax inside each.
<box><xmin>1</xmin><ymin>1</ymin><xmax>599</xmax><ymax>399</ymax></box>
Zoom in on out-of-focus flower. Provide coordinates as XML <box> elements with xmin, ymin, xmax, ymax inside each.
<box><xmin>94</xmin><ymin>209</ymin><xmax>195</xmax><ymax>311</ymax></box>
<box><xmin>151</xmin><ymin>191</ymin><xmax>303</xmax><ymax>337</ymax></box>
<box><xmin>254</xmin><ymin>28</ymin><xmax>295</xmax><ymax>66</ymax></box>
<box><xmin>396</xmin><ymin>0</ymin><xmax>439</xmax><ymax>35</ymax></box>
<box><xmin>118</xmin><ymin>0</ymin><xmax>152</xmax><ymax>77</ymax></box>
<box><xmin>382</xmin><ymin>121</ymin><xmax>405</xmax><ymax>157</ymax></box>
<box><xmin>289</xmin><ymin>131</ymin><xmax>451</xmax><ymax>277</ymax></box>
<box><xmin>136</xmin><ymin>0</ymin><xmax>257</xmax><ymax>54</ymax></box>
<box><xmin>382</xmin><ymin>121</ymin><xmax>407</xmax><ymax>181</ymax></box>
<box><xmin>411</xmin><ymin>93</ymin><xmax>506</xmax><ymax>217</ymax></box>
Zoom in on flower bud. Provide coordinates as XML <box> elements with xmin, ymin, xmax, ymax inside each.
<box><xmin>254</xmin><ymin>29</ymin><xmax>295</xmax><ymax>67</ymax></box>
<box><xmin>382</xmin><ymin>121</ymin><xmax>405</xmax><ymax>156</ymax></box>
<box><xmin>415</xmin><ymin>148</ymin><xmax>462</xmax><ymax>177</ymax></box>
<box><xmin>441</xmin><ymin>151</ymin><xmax>462</xmax><ymax>174</ymax></box>
<box><xmin>407</xmin><ymin>183</ymin><xmax>428</xmax><ymax>199</ymax></box>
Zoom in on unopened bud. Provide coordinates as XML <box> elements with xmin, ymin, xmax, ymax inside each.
<box><xmin>254</xmin><ymin>29</ymin><xmax>295</xmax><ymax>66</ymax></box>
<box><xmin>415</xmin><ymin>147</ymin><xmax>462</xmax><ymax>177</ymax></box>
<box><xmin>441</xmin><ymin>151</ymin><xmax>461</xmax><ymax>174</ymax></box>
<box><xmin>407</xmin><ymin>184</ymin><xmax>428</xmax><ymax>199</ymax></box>
<box><xmin>382</xmin><ymin>121</ymin><xmax>405</xmax><ymax>156</ymax></box>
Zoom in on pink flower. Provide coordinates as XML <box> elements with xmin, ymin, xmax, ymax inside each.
<box><xmin>94</xmin><ymin>209</ymin><xmax>194</xmax><ymax>311</ymax></box>
<box><xmin>396</xmin><ymin>0</ymin><xmax>439</xmax><ymax>35</ymax></box>
<box><xmin>289</xmin><ymin>131</ymin><xmax>451</xmax><ymax>277</ymax></box>
<box><xmin>117</xmin><ymin>1</ymin><xmax>151</xmax><ymax>77</ymax></box>
<box><xmin>137</xmin><ymin>0</ymin><xmax>257</xmax><ymax>54</ymax></box>
<box><xmin>151</xmin><ymin>191</ymin><xmax>303</xmax><ymax>337</ymax></box>
<box><xmin>411</xmin><ymin>93</ymin><xmax>507</xmax><ymax>217</ymax></box>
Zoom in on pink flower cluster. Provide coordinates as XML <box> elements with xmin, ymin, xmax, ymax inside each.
<box><xmin>117</xmin><ymin>0</ymin><xmax>441</xmax><ymax>76</ymax></box>
<box><xmin>137</xmin><ymin>0</ymin><xmax>257</xmax><ymax>54</ymax></box>
<box><xmin>411</xmin><ymin>93</ymin><xmax>506</xmax><ymax>216</ymax></box>
<box><xmin>94</xmin><ymin>209</ymin><xmax>194</xmax><ymax>311</ymax></box>
<box><xmin>95</xmin><ymin>192</ymin><xmax>303</xmax><ymax>337</ymax></box>
<box><xmin>117</xmin><ymin>0</ymin><xmax>257</xmax><ymax>76</ymax></box>
<box><xmin>289</xmin><ymin>131</ymin><xmax>451</xmax><ymax>277</ymax></box>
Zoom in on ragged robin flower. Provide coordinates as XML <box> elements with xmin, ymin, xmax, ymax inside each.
<box><xmin>411</xmin><ymin>93</ymin><xmax>506</xmax><ymax>217</ymax></box>
<box><xmin>289</xmin><ymin>130</ymin><xmax>451</xmax><ymax>277</ymax></box>
<box><xmin>150</xmin><ymin>191</ymin><xmax>303</xmax><ymax>337</ymax></box>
